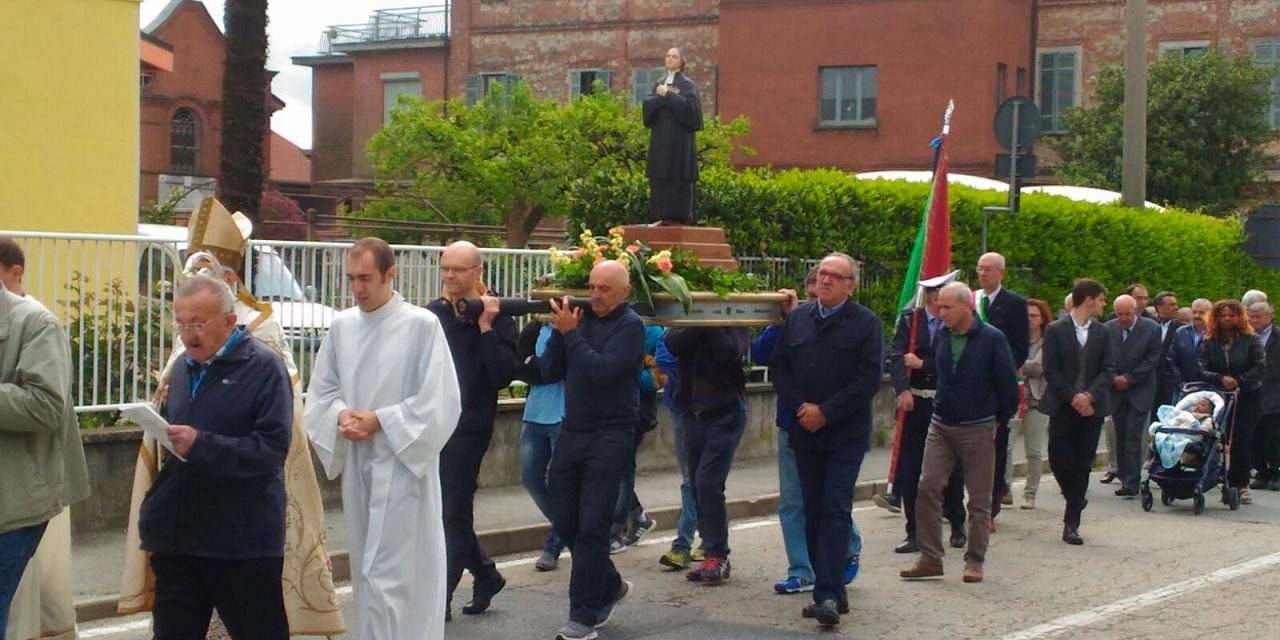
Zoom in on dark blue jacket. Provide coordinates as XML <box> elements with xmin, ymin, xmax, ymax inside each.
<box><xmin>769</xmin><ymin>300</ymin><xmax>884</xmax><ymax>451</ymax></box>
<box><xmin>664</xmin><ymin>327</ymin><xmax>749</xmax><ymax>413</ymax></box>
<box><xmin>932</xmin><ymin>318</ymin><xmax>1020</xmax><ymax>427</ymax></box>
<box><xmin>141</xmin><ymin>334</ymin><xmax>292</xmax><ymax>559</ymax></box>
<box><xmin>427</xmin><ymin>299</ymin><xmax>518</xmax><ymax>437</ymax></box>
<box><xmin>1166</xmin><ymin>323</ymin><xmax>1206</xmax><ymax>388</ymax></box>
<box><xmin>541</xmin><ymin>303</ymin><xmax>646</xmax><ymax>432</ymax></box>
<box><xmin>751</xmin><ymin>325</ymin><xmax>793</xmax><ymax>429</ymax></box>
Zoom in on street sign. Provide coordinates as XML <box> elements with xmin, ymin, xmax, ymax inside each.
<box><xmin>994</xmin><ymin>154</ymin><xmax>1037</xmax><ymax>179</ymax></box>
<box><xmin>994</xmin><ymin>97</ymin><xmax>1041</xmax><ymax>150</ymax></box>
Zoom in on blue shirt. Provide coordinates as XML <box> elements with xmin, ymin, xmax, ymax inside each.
<box><xmin>817</xmin><ymin>299</ymin><xmax>848</xmax><ymax>319</ymax></box>
<box><xmin>523</xmin><ymin>323</ymin><xmax>566</xmax><ymax>425</ymax></box>
<box><xmin>185</xmin><ymin>326</ymin><xmax>246</xmax><ymax>397</ymax></box>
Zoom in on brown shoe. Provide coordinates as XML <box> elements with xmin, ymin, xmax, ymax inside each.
<box><xmin>962</xmin><ymin>563</ymin><xmax>983</xmax><ymax>583</ymax></box>
<box><xmin>899</xmin><ymin>560</ymin><xmax>944</xmax><ymax>580</ymax></box>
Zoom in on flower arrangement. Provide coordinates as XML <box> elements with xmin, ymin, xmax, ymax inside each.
<box><xmin>541</xmin><ymin>227</ymin><xmax>766</xmax><ymax>314</ymax></box>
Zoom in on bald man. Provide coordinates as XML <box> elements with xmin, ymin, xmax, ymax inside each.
<box><xmin>542</xmin><ymin>261</ymin><xmax>646</xmax><ymax>639</ymax></box>
<box><xmin>425</xmin><ymin>241</ymin><xmax>518</xmax><ymax>618</ymax></box>
<box><xmin>974</xmin><ymin>253</ymin><xmax>1029</xmax><ymax>520</ymax></box>
<box><xmin>1104</xmin><ymin>295</ymin><xmax>1161</xmax><ymax>496</ymax></box>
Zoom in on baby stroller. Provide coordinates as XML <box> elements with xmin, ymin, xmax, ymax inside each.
<box><xmin>1139</xmin><ymin>383</ymin><xmax>1240</xmax><ymax>514</ymax></box>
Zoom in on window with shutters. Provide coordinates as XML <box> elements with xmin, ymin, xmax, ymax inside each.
<box><xmin>633</xmin><ymin>67</ymin><xmax>666</xmax><ymax>104</ymax></box>
<box><xmin>568</xmin><ymin>69</ymin><xmax>611</xmax><ymax>100</ymax></box>
<box><xmin>465</xmin><ymin>72</ymin><xmax>520</xmax><ymax>106</ymax></box>
<box><xmin>1160</xmin><ymin>41</ymin><xmax>1211</xmax><ymax>60</ymax></box>
<box><xmin>1036</xmin><ymin>47</ymin><xmax>1081</xmax><ymax>134</ymax></box>
<box><xmin>382</xmin><ymin>72</ymin><xmax>422</xmax><ymax>124</ymax></box>
<box><xmin>169</xmin><ymin>108</ymin><xmax>199</xmax><ymax>175</ymax></box>
<box><xmin>818</xmin><ymin>66</ymin><xmax>877</xmax><ymax>128</ymax></box>
<box><xmin>1254</xmin><ymin>39</ymin><xmax>1280</xmax><ymax>129</ymax></box>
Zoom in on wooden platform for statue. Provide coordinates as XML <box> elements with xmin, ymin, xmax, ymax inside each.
<box><xmin>620</xmin><ymin>224</ymin><xmax>738</xmax><ymax>271</ymax></box>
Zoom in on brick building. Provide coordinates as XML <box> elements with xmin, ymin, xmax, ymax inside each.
<box><xmin>295</xmin><ymin>0</ymin><xmax>1280</xmax><ymax>185</ymax></box>
<box><xmin>140</xmin><ymin>0</ymin><xmax>293</xmax><ymax>209</ymax></box>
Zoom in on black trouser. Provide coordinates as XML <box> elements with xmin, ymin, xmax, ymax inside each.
<box><xmin>549</xmin><ymin>428</ymin><xmax>631</xmax><ymax>626</ymax></box>
<box><xmin>681</xmin><ymin>399</ymin><xmax>747</xmax><ymax>558</ymax></box>
<box><xmin>1112</xmin><ymin>404</ymin><xmax>1149</xmax><ymax>490</ymax></box>
<box><xmin>1226</xmin><ymin>392</ymin><xmax>1260</xmax><ymax>488</ymax></box>
<box><xmin>1257</xmin><ymin>413</ymin><xmax>1280</xmax><ymax>482</ymax></box>
<box><xmin>1048</xmin><ymin>409</ymin><xmax>1104</xmax><ymax>527</ymax></box>
<box><xmin>894</xmin><ymin>398</ymin><xmax>965</xmax><ymax>537</ymax></box>
<box><xmin>796</xmin><ymin>444</ymin><xmax>866</xmax><ymax>606</ymax></box>
<box><xmin>992</xmin><ymin>418</ymin><xmax>1011</xmax><ymax>515</ymax></box>
<box><xmin>612</xmin><ymin>428</ymin><xmax>647</xmax><ymax>530</ymax></box>
<box><xmin>441</xmin><ymin>431</ymin><xmax>498</xmax><ymax>601</ymax></box>
<box><xmin>150</xmin><ymin>553</ymin><xmax>288</xmax><ymax>640</ymax></box>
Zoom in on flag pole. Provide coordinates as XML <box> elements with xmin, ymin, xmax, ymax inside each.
<box><xmin>886</xmin><ymin>100</ymin><xmax>954</xmax><ymax>496</ymax></box>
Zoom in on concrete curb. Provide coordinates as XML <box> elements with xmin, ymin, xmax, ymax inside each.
<box><xmin>79</xmin><ymin>454</ymin><xmax>1105</xmax><ymax>624</ymax></box>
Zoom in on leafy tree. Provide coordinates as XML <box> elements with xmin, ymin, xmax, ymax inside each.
<box><xmin>363</xmin><ymin>82</ymin><xmax>750</xmax><ymax>247</ymax></box>
<box><xmin>219</xmin><ymin>0</ymin><xmax>269</xmax><ymax>222</ymax></box>
<box><xmin>1053</xmin><ymin>51</ymin><xmax>1276</xmax><ymax>212</ymax></box>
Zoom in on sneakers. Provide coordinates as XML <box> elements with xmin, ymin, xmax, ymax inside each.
<box><xmin>594</xmin><ymin>580</ymin><xmax>631</xmax><ymax>629</ymax></box>
<box><xmin>1021</xmin><ymin>494</ymin><xmax>1036</xmax><ymax>510</ymax></box>
<box><xmin>623</xmin><ymin>513</ymin><xmax>657</xmax><ymax>546</ymax></box>
<box><xmin>802</xmin><ymin>599</ymin><xmax>843</xmax><ymax>626</ymax></box>
<box><xmin>801</xmin><ymin>599</ymin><xmax>849</xmax><ymax>617</ymax></box>
<box><xmin>555</xmin><ymin>621</ymin><xmax>598</xmax><ymax>640</ymax></box>
<box><xmin>608</xmin><ymin>535</ymin><xmax>627</xmax><ymax>555</ymax></box>
<box><xmin>773</xmin><ymin>576</ymin><xmax>814</xmax><ymax>594</ymax></box>
<box><xmin>844</xmin><ymin>555</ymin><xmax>860</xmax><ymax>585</ymax></box>
<box><xmin>873</xmin><ymin>493</ymin><xmax>902</xmax><ymax>513</ymax></box>
<box><xmin>691</xmin><ymin>547</ymin><xmax>706</xmax><ymax>561</ymax></box>
<box><xmin>461</xmin><ymin>570</ymin><xmax>505</xmax><ymax>615</ymax></box>
<box><xmin>659</xmin><ymin>547</ymin><xmax>692</xmax><ymax>570</ymax></box>
<box><xmin>686</xmin><ymin>556</ymin><xmax>731</xmax><ymax>584</ymax></box>
<box><xmin>535</xmin><ymin>550</ymin><xmax>559</xmax><ymax>572</ymax></box>
<box><xmin>962</xmin><ymin>563</ymin><xmax>984</xmax><ymax>583</ymax></box>
<box><xmin>899</xmin><ymin>559</ymin><xmax>944</xmax><ymax>580</ymax></box>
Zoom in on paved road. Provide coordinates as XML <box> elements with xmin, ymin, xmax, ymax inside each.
<box><xmin>80</xmin><ymin>471</ymin><xmax>1280</xmax><ymax>639</ymax></box>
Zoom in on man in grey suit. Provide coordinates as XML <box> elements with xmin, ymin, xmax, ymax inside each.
<box><xmin>1041</xmin><ymin>279</ymin><xmax>1115</xmax><ymax>545</ymax></box>
<box><xmin>1105</xmin><ymin>295</ymin><xmax>1162</xmax><ymax>497</ymax></box>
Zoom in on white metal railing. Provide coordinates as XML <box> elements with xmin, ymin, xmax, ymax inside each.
<box><xmin>8</xmin><ymin>230</ymin><xmax>832</xmax><ymax>413</ymax></box>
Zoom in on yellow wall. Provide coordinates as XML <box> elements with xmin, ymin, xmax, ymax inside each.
<box><xmin>0</xmin><ymin>0</ymin><xmax>142</xmax><ymax>234</ymax></box>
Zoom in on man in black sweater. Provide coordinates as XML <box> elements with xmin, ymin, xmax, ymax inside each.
<box><xmin>770</xmin><ymin>253</ymin><xmax>884</xmax><ymax>628</ymax></box>
<box><xmin>425</xmin><ymin>241</ymin><xmax>518</xmax><ymax>618</ymax></box>
<box><xmin>663</xmin><ymin>326</ymin><xmax>750</xmax><ymax>584</ymax></box>
<box><xmin>542</xmin><ymin>260</ymin><xmax>646</xmax><ymax>640</ymax></box>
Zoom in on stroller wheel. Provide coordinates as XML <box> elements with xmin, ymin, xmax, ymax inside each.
<box><xmin>1140</xmin><ymin>489</ymin><xmax>1154</xmax><ymax>512</ymax></box>
<box><xmin>1193</xmin><ymin>492</ymin><xmax>1206</xmax><ymax>515</ymax></box>
<box><xmin>1226</xmin><ymin>487</ymin><xmax>1241</xmax><ymax>511</ymax></box>
<box><xmin>1161</xmin><ymin>491</ymin><xmax>1174</xmax><ymax>506</ymax></box>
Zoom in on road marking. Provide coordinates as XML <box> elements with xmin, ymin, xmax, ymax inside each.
<box><xmin>1000</xmin><ymin>549</ymin><xmax>1280</xmax><ymax>640</ymax></box>
<box><xmin>81</xmin><ymin>508</ymin><xmax>879</xmax><ymax>637</ymax></box>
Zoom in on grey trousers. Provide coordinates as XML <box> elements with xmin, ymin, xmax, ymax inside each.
<box><xmin>916</xmin><ymin>422</ymin><xmax>995</xmax><ymax>566</ymax></box>
<box><xmin>1112</xmin><ymin>404</ymin><xmax>1148</xmax><ymax>490</ymax></box>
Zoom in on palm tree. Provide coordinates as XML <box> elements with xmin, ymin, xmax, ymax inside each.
<box><xmin>218</xmin><ymin>0</ymin><xmax>269</xmax><ymax>223</ymax></box>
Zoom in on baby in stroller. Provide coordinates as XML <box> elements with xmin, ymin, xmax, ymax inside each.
<box><xmin>1148</xmin><ymin>390</ymin><xmax>1225</xmax><ymax>469</ymax></box>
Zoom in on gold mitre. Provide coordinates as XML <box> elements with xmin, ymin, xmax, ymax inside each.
<box><xmin>187</xmin><ymin>196</ymin><xmax>253</xmax><ymax>269</ymax></box>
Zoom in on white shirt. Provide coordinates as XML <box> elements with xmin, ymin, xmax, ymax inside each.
<box><xmin>1261</xmin><ymin>324</ymin><xmax>1274</xmax><ymax>349</ymax></box>
<box><xmin>982</xmin><ymin>286</ymin><xmax>1003</xmax><ymax>307</ymax></box>
<box><xmin>1073</xmin><ymin>316</ymin><xmax>1093</xmax><ymax>346</ymax></box>
<box><xmin>664</xmin><ymin>70</ymin><xmax>676</xmax><ymax>85</ymax></box>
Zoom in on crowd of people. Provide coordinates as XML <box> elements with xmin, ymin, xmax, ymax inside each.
<box><xmin>0</xmin><ymin>198</ymin><xmax>1277</xmax><ymax>639</ymax></box>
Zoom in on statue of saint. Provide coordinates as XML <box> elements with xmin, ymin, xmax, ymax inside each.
<box><xmin>643</xmin><ymin>47</ymin><xmax>703</xmax><ymax>226</ymax></box>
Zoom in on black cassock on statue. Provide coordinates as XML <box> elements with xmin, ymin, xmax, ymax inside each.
<box><xmin>643</xmin><ymin>73</ymin><xmax>703</xmax><ymax>224</ymax></box>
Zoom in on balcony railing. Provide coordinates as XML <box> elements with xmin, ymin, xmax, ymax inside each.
<box><xmin>318</xmin><ymin>4</ymin><xmax>450</xmax><ymax>53</ymax></box>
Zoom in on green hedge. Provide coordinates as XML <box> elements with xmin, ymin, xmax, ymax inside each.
<box><xmin>569</xmin><ymin>168</ymin><xmax>1280</xmax><ymax>323</ymax></box>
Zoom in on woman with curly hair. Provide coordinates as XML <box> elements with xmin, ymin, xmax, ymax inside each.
<box><xmin>1197</xmin><ymin>299</ymin><xmax>1266</xmax><ymax>504</ymax></box>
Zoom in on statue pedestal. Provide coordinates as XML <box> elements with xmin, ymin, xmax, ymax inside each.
<box><xmin>620</xmin><ymin>225</ymin><xmax>738</xmax><ymax>271</ymax></box>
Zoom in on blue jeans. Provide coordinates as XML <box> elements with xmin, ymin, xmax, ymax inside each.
<box><xmin>669</xmin><ymin>406</ymin><xmax>700</xmax><ymax>550</ymax></box>
<box><xmin>680</xmin><ymin>399</ymin><xmax>747</xmax><ymax>558</ymax></box>
<box><xmin>0</xmin><ymin>522</ymin><xmax>48</xmax><ymax>631</ymax></box>
<box><xmin>777</xmin><ymin>429</ymin><xmax>861</xmax><ymax>583</ymax></box>
<box><xmin>521</xmin><ymin>421</ymin><xmax>564</xmax><ymax>555</ymax></box>
<box><xmin>796</xmin><ymin>442</ymin><xmax>866</xmax><ymax>605</ymax></box>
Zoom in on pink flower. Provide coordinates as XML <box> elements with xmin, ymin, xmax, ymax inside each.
<box><xmin>657</xmin><ymin>257</ymin><xmax>674</xmax><ymax>273</ymax></box>
<box><xmin>626</xmin><ymin>244</ymin><xmax>640</xmax><ymax>253</ymax></box>
<box><xmin>573</xmin><ymin>248</ymin><xmax>587</xmax><ymax>259</ymax></box>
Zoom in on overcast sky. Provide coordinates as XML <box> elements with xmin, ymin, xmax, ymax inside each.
<box><xmin>139</xmin><ymin>0</ymin><xmax>443</xmax><ymax>150</ymax></box>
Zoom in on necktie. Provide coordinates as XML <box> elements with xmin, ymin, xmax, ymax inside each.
<box><xmin>929</xmin><ymin>317</ymin><xmax>940</xmax><ymax>343</ymax></box>
<box><xmin>1123</xmin><ymin>328</ymin><xmax>1129</xmax><ymax>342</ymax></box>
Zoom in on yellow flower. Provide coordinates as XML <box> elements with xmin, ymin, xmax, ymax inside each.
<box><xmin>549</xmin><ymin>247</ymin><xmax>570</xmax><ymax>266</ymax></box>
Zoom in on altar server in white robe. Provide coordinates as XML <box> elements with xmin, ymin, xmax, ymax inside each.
<box><xmin>304</xmin><ymin>237</ymin><xmax>462</xmax><ymax>640</ymax></box>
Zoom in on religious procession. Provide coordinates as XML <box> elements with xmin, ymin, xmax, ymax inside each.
<box><xmin>6</xmin><ymin>1</ymin><xmax>1280</xmax><ymax>639</ymax></box>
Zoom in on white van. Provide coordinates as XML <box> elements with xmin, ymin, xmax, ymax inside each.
<box><xmin>137</xmin><ymin>223</ymin><xmax>337</xmax><ymax>348</ymax></box>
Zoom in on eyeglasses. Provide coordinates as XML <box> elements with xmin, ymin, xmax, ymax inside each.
<box><xmin>816</xmin><ymin>269</ymin><xmax>855</xmax><ymax>282</ymax></box>
<box><xmin>173</xmin><ymin>320</ymin><xmax>212</xmax><ymax>334</ymax></box>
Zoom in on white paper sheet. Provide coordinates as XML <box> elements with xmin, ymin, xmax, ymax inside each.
<box><xmin>119</xmin><ymin>403</ymin><xmax>187</xmax><ymax>462</ymax></box>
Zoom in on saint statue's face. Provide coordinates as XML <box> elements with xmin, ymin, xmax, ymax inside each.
<box><xmin>665</xmin><ymin>48</ymin><xmax>684</xmax><ymax>72</ymax></box>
